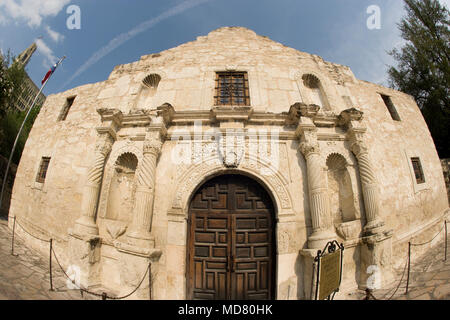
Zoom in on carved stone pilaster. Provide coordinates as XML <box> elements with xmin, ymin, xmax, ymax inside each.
<box><xmin>127</xmin><ymin>124</ymin><xmax>166</xmax><ymax>247</ymax></box>
<box><xmin>74</xmin><ymin>133</ymin><xmax>114</xmax><ymax>236</ymax></box>
<box><xmin>297</xmin><ymin>121</ymin><xmax>335</xmax><ymax>249</ymax></box>
<box><xmin>340</xmin><ymin>108</ymin><xmax>385</xmax><ymax>235</ymax></box>
<box><xmin>352</xmin><ymin>141</ymin><xmax>384</xmax><ymax>234</ymax></box>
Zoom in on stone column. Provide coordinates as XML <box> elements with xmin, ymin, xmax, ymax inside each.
<box><xmin>297</xmin><ymin>117</ymin><xmax>336</xmax><ymax>249</ymax></box>
<box><xmin>350</xmin><ymin>135</ymin><xmax>385</xmax><ymax>235</ymax></box>
<box><xmin>127</xmin><ymin>129</ymin><xmax>163</xmax><ymax>246</ymax></box>
<box><xmin>339</xmin><ymin>108</ymin><xmax>385</xmax><ymax>235</ymax></box>
<box><xmin>74</xmin><ymin>132</ymin><xmax>114</xmax><ymax>235</ymax></box>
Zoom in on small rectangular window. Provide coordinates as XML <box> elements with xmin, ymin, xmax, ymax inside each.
<box><xmin>36</xmin><ymin>157</ymin><xmax>51</xmax><ymax>183</ymax></box>
<box><xmin>215</xmin><ymin>72</ymin><xmax>250</xmax><ymax>106</ymax></box>
<box><xmin>58</xmin><ymin>96</ymin><xmax>76</xmax><ymax>121</ymax></box>
<box><xmin>380</xmin><ymin>94</ymin><xmax>401</xmax><ymax>121</ymax></box>
<box><xmin>411</xmin><ymin>157</ymin><xmax>425</xmax><ymax>184</ymax></box>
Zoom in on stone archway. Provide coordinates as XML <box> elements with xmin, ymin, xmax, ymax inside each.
<box><xmin>165</xmin><ymin>156</ymin><xmax>295</xmax><ymax>300</ymax></box>
<box><xmin>186</xmin><ymin>174</ymin><xmax>276</xmax><ymax>300</ymax></box>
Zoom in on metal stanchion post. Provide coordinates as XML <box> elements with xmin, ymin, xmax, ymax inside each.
<box><xmin>445</xmin><ymin>221</ymin><xmax>447</xmax><ymax>262</ymax></box>
<box><xmin>405</xmin><ymin>242</ymin><xmax>411</xmax><ymax>295</ymax></box>
<box><xmin>49</xmin><ymin>239</ymin><xmax>53</xmax><ymax>291</ymax></box>
<box><xmin>11</xmin><ymin>216</ymin><xmax>16</xmax><ymax>256</ymax></box>
<box><xmin>148</xmin><ymin>263</ymin><xmax>152</xmax><ymax>300</ymax></box>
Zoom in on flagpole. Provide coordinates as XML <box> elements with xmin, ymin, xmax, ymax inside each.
<box><xmin>0</xmin><ymin>56</ymin><xmax>65</xmax><ymax>213</ymax></box>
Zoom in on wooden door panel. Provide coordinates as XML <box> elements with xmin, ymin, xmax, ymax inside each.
<box><xmin>188</xmin><ymin>175</ymin><xmax>275</xmax><ymax>300</ymax></box>
<box><xmin>190</xmin><ymin>212</ymin><xmax>230</xmax><ymax>300</ymax></box>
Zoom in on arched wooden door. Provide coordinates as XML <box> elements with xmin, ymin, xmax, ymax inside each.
<box><xmin>187</xmin><ymin>174</ymin><xmax>276</xmax><ymax>300</ymax></box>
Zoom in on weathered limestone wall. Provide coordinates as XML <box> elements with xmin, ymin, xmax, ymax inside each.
<box><xmin>9</xmin><ymin>83</ymin><xmax>103</xmax><ymax>256</ymax></box>
<box><xmin>349</xmin><ymin>81</ymin><xmax>449</xmax><ymax>266</ymax></box>
<box><xmin>8</xmin><ymin>27</ymin><xmax>449</xmax><ymax>299</ymax></box>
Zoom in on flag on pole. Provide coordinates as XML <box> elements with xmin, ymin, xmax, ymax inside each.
<box><xmin>41</xmin><ymin>56</ymin><xmax>66</xmax><ymax>84</ymax></box>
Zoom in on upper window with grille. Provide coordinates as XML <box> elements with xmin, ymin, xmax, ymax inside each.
<box><xmin>36</xmin><ymin>157</ymin><xmax>51</xmax><ymax>183</ymax></box>
<box><xmin>411</xmin><ymin>157</ymin><xmax>425</xmax><ymax>184</ymax></box>
<box><xmin>215</xmin><ymin>72</ymin><xmax>250</xmax><ymax>106</ymax></box>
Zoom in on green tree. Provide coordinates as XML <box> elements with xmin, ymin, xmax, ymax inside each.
<box><xmin>0</xmin><ymin>50</ymin><xmax>37</xmax><ymax>164</ymax></box>
<box><xmin>388</xmin><ymin>0</ymin><xmax>450</xmax><ymax>158</ymax></box>
<box><xmin>0</xmin><ymin>50</ymin><xmax>26</xmax><ymax>117</ymax></box>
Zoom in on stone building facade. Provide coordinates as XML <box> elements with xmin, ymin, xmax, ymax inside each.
<box><xmin>8</xmin><ymin>27</ymin><xmax>449</xmax><ymax>300</ymax></box>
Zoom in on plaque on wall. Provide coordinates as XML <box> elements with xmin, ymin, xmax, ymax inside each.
<box><xmin>314</xmin><ymin>241</ymin><xmax>344</xmax><ymax>300</ymax></box>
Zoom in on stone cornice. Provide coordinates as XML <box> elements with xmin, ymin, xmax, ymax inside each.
<box><xmin>156</xmin><ymin>103</ymin><xmax>175</xmax><ymax>126</ymax></box>
<box><xmin>121</xmin><ymin>110</ymin><xmax>152</xmax><ymax>128</ymax></box>
<box><xmin>97</xmin><ymin>105</ymin><xmax>354</xmax><ymax>142</ymax></box>
<box><xmin>210</xmin><ymin>106</ymin><xmax>254</xmax><ymax>123</ymax></box>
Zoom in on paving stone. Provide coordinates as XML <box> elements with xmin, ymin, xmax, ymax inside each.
<box><xmin>1</xmin><ymin>215</ymin><xmax>449</xmax><ymax>300</ymax></box>
<box><xmin>407</xmin><ymin>287</ymin><xmax>434</xmax><ymax>299</ymax></box>
<box><xmin>432</xmin><ymin>283</ymin><xmax>450</xmax><ymax>299</ymax></box>
<box><xmin>413</xmin><ymin>293</ymin><xmax>431</xmax><ymax>300</ymax></box>
<box><xmin>433</xmin><ymin>270</ymin><xmax>450</xmax><ymax>280</ymax></box>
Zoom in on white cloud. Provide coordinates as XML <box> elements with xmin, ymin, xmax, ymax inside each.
<box><xmin>0</xmin><ymin>0</ymin><xmax>70</xmax><ymax>27</ymax></box>
<box><xmin>45</xmin><ymin>25</ymin><xmax>64</xmax><ymax>43</ymax></box>
<box><xmin>36</xmin><ymin>38</ymin><xmax>58</xmax><ymax>68</ymax></box>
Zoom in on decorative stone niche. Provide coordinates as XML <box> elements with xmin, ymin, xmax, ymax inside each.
<box><xmin>135</xmin><ymin>73</ymin><xmax>161</xmax><ymax>109</ymax></box>
<box><xmin>302</xmin><ymin>74</ymin><xmax>330</xmax><ymax>111</ymax></box>
<box><xmin>326</xmin><ymin>153</ymin><xmax>360</xmax><ymax>240</ymax></box>
<box><xmin>105</xmin><ymin>152</ymin><xmax>138</xmax><ymax>223</ymax></box>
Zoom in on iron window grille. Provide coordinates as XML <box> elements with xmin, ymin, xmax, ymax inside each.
<box><xmin>411</xmin><ymin>157</ymin><xmax>425</xmax><ymax>184</ymax></box>
<box><xmin>215</xmin><ymin>72</ymin><xmax>250</xmax><ymax>106</ymax></box>
<box><xmin>36</xmin><ymin>157</ymin><xmax>51</xmax><ymax>183</ymax></box>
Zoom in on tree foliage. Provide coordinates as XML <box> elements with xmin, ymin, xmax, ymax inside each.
<box><xmin>0</xmin><ymin>50</ymin><xmax>26</xmax><ymax>117</ymax></box>
<box><xmin>388</xmin><ymin>0</ymin><xmax>450</xmax><ymax>158</ymax></box>
<box><xmin>0</xmin><ymin>50</ymin><xmax>39</xmax><ymax>164</ymax></box>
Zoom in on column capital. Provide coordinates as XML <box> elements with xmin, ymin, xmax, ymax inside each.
<box><xmin>297</xmin><ymin>125</ymin><xmax>320</xmax><ymax>157</ymax></box>
<box><xmin>143</xmin><ymin>124</ymin><xmax>166</xmax><ymax>156</ymax></box>
<box><xmin>143</xmin><ymin>138</ymin><xmax>163</xmax><ymax>156</ymax></box>
<box><xmin>299</xmin><ymin>140</ymin><xmax>321</xmax><ymax>158</ymax></box>
<box><xmin>351</xmin><ymin>141</ymin><xmax>369</xmax><ymax>158</ymax></box>
<box><xmin>94</xmin><ymin>133</ymin><xmax>115</xmax><ymax>157</ymax></box>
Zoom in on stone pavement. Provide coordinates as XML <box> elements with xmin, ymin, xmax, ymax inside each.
<box><xmin>0</xmin><ymin>214</ymin><xmax>449</xmax><ymax>300</ymax></box>
<box><xmin>351</xmin><ymin>238</ymin><xmax>450</xmax><ymax>300</ymax></box>
<box><xmin>0</xmin><ymin>217</ymin><xmax>95</xmax><ymax>300</ymax></box>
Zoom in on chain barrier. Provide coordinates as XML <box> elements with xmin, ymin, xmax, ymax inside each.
<box><xmin>410</xmin><ymin>224</ymin><xmax>445</xmax><ymax>247</ymax></box>
<box><xmin>9</xmin><ymin>216</ymin><xmax>152</xmax><ymax>300</ymax></box>
<box><xmin>13</xmin><ymin>216</ymin><xmax>51</xmax><ymax>243</ymax></box>
<box><xmin>8</xmin><ymin>215</ymin><xmax>448</xmax><ymax>300</ymax></box>
<box><xmin>363</xmin><ymin>220</ymin><xmax>448</xmax><ymax>300</ymax></box>
<box><xmin>51</xmin><ymin>245</ymin><xmax>151</xmax><ymax>300</ymax></box>
<box><xmin>385</xmin><ymin>257</ymin><xmax>409</xmax><ymax>300</ymax></box>
<box><xmin>361</xmin><ymin>256</ymin><xmax>408</xmax><ymax>301</ymax></box>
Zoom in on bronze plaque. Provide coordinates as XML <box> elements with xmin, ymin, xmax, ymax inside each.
<box><xmin>318</xmin><ymin>251</ymin><xmax>341</xmax><ymax>300</ymax></box>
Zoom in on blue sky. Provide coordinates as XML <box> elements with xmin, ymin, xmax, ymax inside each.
<box><xmin>0</xmin><ymin>0</ymin><xmax>448</xmax><ymax>97</ymax></box>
